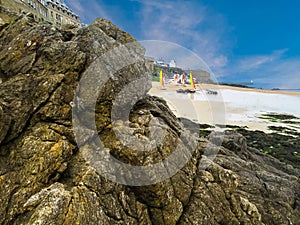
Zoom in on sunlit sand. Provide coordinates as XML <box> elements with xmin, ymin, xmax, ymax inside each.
<box><xmin>149</xmin><ymin>82</ymin><xmax>300</xmax><ymax>133</ymax></box>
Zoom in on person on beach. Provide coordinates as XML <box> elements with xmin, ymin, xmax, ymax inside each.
<box><xmin>180</xmin><ymin>74</ymin><xmax>185</xmax><ymax>84</ymax></box>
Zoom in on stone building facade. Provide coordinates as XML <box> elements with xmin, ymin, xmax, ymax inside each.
<box><xmin>2</xmin><ymin>0</ymin><xmax>81</xmax><ymax>27</ymax></box>
<box><xmin>46</xmin><ymin>0</ymin><xmax>80</xmax><ymax>26</ymax></box>
<box><xmin>25</xmin><ymin>0</ymin><xmax>48</xmax><ymax>19</ymax></box>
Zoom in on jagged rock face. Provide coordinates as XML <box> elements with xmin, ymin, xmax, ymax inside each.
<box><xmin>0</xmin><ymin>14</ymin><xmax>299</xmax><ymax>225</ymax></box>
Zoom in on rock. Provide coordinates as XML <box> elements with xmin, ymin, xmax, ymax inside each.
<box><xmin>0</xmin><ymin>12</ymin><xmax>299</xmax><ymax>225</ymax></box>
<box><xmin>0</xmin><ymin>105</ymin><xmax>10</xmax><ymax>146</ymax></box>
<box><xmin>23</xmin><ymin>183</ymin><xmax>72</xmax><ymax>224</ymax></box>
<box><xmin>230</xmin><ymin>127</ymin><xmax>300</xmax><ymax>170</ymax></box>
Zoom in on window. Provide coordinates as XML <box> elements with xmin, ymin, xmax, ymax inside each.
<box><xmin>56</xmin><ymin>14</ymin><xmax>61</xmax><ymax>22</ymax></box>
<box><xmin>40</xmin><ymin>8</ymin><xmax>47</xmax><ymax>17</ymax></box>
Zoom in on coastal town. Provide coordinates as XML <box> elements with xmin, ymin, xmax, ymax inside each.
<box><xmin>145</xmin><ymin>56</ymin><xmax>213</xmax><ymax>85</ymax></box>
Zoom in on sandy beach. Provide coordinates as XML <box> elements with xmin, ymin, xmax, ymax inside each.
<box><xmin>149</xmin><ymin>82</ymin><xmax>300</xmax><ymax>133</ymax></box>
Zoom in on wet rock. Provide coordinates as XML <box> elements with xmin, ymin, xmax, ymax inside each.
<box><xmin>233</xmin><ymin>128</ymin><xmax>300</xmax><ymax>169</ymax></box>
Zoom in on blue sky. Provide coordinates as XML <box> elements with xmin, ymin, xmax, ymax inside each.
<box><xmin>66</xmin><ymin>0</ymin><xmax>300</xmax><ymax>89</ymax></box>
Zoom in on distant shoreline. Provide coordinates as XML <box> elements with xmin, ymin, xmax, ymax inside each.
<box><xmin>213</xmin><ymin>83</ymin><xmax>300</xmax><ymax>96</ymax></box>
<box><xmin>219</xmin><ymin>82</ymin><xmax>300</xmax><ymax>93</ymax></box>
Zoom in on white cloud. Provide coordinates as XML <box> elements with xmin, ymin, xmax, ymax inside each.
<box><xmin>141</xmin><ymin>40</ymin><xmax>210</xmax><ymax>71</ymax></box>
<box><xmin>136</xmin><ymin>0</ymin><xmax>232</xmax><ymax>70</ymax></box>
<box><xmin>136</xmin><ymin>1</ymin><xmax>299</xmax><ymax>89</ymax></box>
<box><xmin>218</xmin><ymin>49</ymin><xmax>300</xmax><ymax>89</ymax></box>
<box><xmin>131</xmin><ymin>0</ymin><xmax>175</xmax><ymax>10</ymax></box>
<box><xmin>65</xmin><ymin>1</ymin><xmax>300</xmax><ymax>90</ymax></box>
<box><xmin>268</xmin><ymin>58</ymin><xmax>300</xmax><ymax>89</ymax></box>
<box><xmin>66</xmin><ymin>0</ymin><xmax>84</xmax><ymax>14</ymax></box>
<box><xmin>67</xmin><ymin>0</ymin><xmax>231</xmax><ymax>72</ymax></box>
<box><xmin>235</xmin><ymin>49</ymin><xmax>288</xmax><ymax>72</ymax></box>
<box><xmin>65</xmin><ymin>0</ymin><xmax>111</xmax><ymax>23</ymax></box>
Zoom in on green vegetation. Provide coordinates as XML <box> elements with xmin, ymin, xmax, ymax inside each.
<box><xmin>282</xmin><ymin>120</ymin><xmax>300</xmax><ymax>125</ymax></box>
<box><xmin>152</xmin><ymin>75</ymin><xmax>160</xmax><ymax>82</ymax></box>
<box><xmin>292</xmin><ymin>152</ymin><xmax>300</xmax><ymax>159</ymax></box>
<box><xmin>261</xmin><ymin>149</ymin><xmax>273</xmax><ymax>155</ymax></box>
<box><xmin>225</xmin><ymin>124</ymin><xmax>248</xmax><ymax>131</ymax></box>
<box><xmin>259</xmin><ymin>113</ymin><xmax>299</xmax><ymax>122</ymax></box>
<box><xmin>258</xmin><ymin>115</ymin><xmax>277</xmax><ymax>122</ymax></box>
<box><xmin>226</xmin><ymin>127</ymin><xmax>300</xmax><ymax>169</ymax></box>
<box><xmin>294</xmin><ymin>154</ymin><xmax>300</xmax><ymax>159</ymax></box>
<box><xmin>259</xmin><ymin>113</ymin><xmax>300</xmax><ymax>136</ymax></box>
<box><xmin>268</xmin><ymin>126</ymin><xmax>300</xmax><ymax>136</ymax></box>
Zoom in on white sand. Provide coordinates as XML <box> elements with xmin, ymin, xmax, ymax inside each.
<box><xmin>149</xmin><ymin>82</ymin><xmax>300</xmax><ymax>133</ymax></box>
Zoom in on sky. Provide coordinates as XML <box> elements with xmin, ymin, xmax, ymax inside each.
<box><xmin>65</xmin><ymin>0</ymin><xmax>300</xmax><ymax>89</ymax></box>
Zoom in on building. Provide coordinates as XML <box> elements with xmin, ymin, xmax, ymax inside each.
<box><xmin>149</xmin><ymin>57</ymin><xmax>213</xmax><ymax>83</ymax></box>
<box><xmin>169</xmin><ymin>59</ymin><xmax>176</xmax><ymax>68</ymax></box>
<box><xmin>1</xmin><ymin>0</ymin><xmax>48</xmax><ymax>22</ymax></box>
<box><xmin>2</xmin><ymin>0</ymin><xmax>81</xmax><ymax>27</ymax></box>
<box><xmin>46</xmin><ymin>0</ymin><xmax>80</xmax><ymax>26</ymax></box>
<box><xmin>154</xmin><ymin>58</ymin><xmax>178</xmax><ymax>68</ymax></box>
<box><xmin>155</xmin><ymin>58</ymin><xmax>168</xmax><ymax>67</ymax></box>
<box><xmin>24</xmin><ymin>0</ymin><xmax>48</xmax><ymax>19</ymax></box>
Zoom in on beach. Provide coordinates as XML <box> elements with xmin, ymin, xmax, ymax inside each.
<box><xmin>149</xmin><ymin>82</ymin><xmax>300</xmax><ymax>133</ymax></box>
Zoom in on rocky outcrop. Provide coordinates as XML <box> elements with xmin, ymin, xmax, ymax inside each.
<box><xmin>0</xmin><ymin>13</ymin><xmax>299</xmax><ymax>225</ymax></box>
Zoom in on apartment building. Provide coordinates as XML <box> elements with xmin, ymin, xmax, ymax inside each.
<box><xmin>4</xmin><ymin>0</ymin><xmax>81</xmax><ymax>27</ymax></box>
<box><xmin>46</xmin><ymin>0</ymin><xmax>80</xmax><ymax>26</ymax></box>
<box><xmin>25</xmin><ymin>0</ymin><xmax>48</xmax><ymax>18</ymax></box>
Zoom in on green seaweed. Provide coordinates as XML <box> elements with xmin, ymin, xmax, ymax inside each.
<box><xmin>268</xmin><ymin>126</ymin><xmax>300</xmax><ymax>136</ymax></box>
<box><xmin>261</xmin><ymin>149</ymin><xmax>273</xmax><ymax>154</ymax></box>
<box><xmin>265</xmin><ymin>113</ymin><xmax>298</xmax><ymax>120</ymax></box>
<box><xmin>282</xmin><ymin>120</ymin><xmax>300</xmax><ymax>125</ymax></box>
<box><xmin>259</xmin><ymin>113</ymin><xmax>299</xmax><ymax>123</ymax></box>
